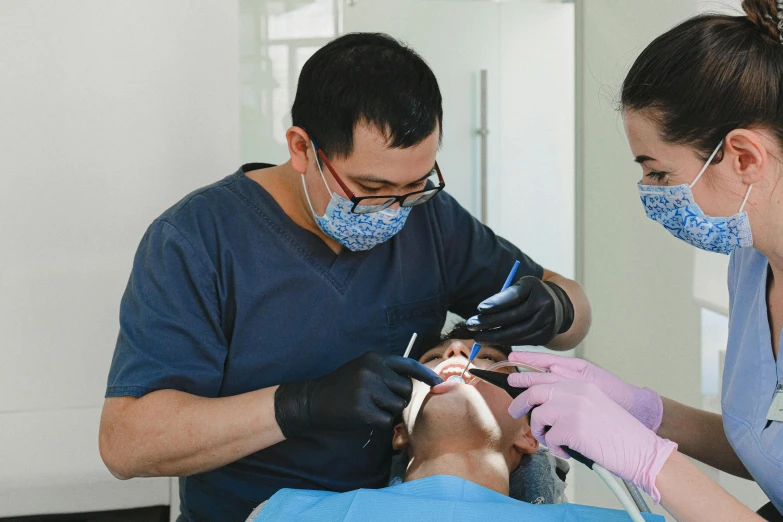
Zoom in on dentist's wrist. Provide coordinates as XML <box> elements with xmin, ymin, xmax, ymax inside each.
<box><xmin>274</xmin><ymin>380</ymin><xmax>315</xmax><ymax>438</ymax></box>
<box><xmin>543</xmin><ymin>281</ymin><xmax>575</xmax><ymax>335</ymax></box>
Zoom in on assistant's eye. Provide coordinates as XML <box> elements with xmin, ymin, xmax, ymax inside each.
<box><xmin>645</xmin><ymin>171</ymin><xmax>668</xmax><ymax>182</ymax></box>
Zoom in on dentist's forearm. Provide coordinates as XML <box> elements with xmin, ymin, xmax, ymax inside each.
<box><xmin>99</xmin><ymin>387</ymin><xmax>284</xmax><ymax>479</ymax></box>
<box><xmin>542</xmin><ymin>272</ymin><xmax>592</xmax><ymax>350</ymax></box>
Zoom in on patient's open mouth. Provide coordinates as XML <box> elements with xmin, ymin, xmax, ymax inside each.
<box><xmin>437</xmin><ymin>363</ymin><xmax>471</xmax><ymax>381</ymax></box>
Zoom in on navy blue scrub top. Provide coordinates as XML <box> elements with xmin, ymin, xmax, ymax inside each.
<box><xmin>106</xmin><ymin>164</ymin><xmax>543</xmax><ymax>522</ymax></box>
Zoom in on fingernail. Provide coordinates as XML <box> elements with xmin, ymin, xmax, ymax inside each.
<box><xmin>477</xmin><ymin>300</ymin><xmax>494</xmax><ymax>312</ymax></box>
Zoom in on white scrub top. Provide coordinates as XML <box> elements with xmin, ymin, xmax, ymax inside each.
<box><xmin>724</xmin><ymin>247</ymin><xmax>783</xmax><ymax>513</ymax></box>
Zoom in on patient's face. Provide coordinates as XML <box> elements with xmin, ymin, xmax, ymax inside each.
<box><xmin>395</xmin><ymin>339</ymin><xmax>537</xmax><ymax>459</ymax></box>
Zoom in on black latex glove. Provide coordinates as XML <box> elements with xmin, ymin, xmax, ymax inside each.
<box><xmin>465</xmin><ymin>276</ymin><xmax>575</xmax><ymax>346</ymax></box>
<box><xmin>274</xmin><ymin>351</ymin><xmax>443</xmax><ymax>438</ymax></box>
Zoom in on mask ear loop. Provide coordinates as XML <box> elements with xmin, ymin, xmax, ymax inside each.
<box><xmin>301</xmin><ymin>141</ymin><xmax>336</xmax><ymax>218</ymax></box>
<box><xmin>689</xmin><ymin>140</ymin><xmax>754</xmax><ymax>213</ymax></box>
<box><xmin>300</xmin><ymin>173</ymin><xmax>319</xmax><ymax>218</ymax></box>
<box><xmin>689</xmin><ymin>140</ymin><xmax>725</xmax><ymax>188</ymax></box>
<box><xmin>739</xmin><ymin>184</ymin><xmax>753</xmax><ymax>213</ymax></box>
<box><xmin>310</xmin><ymin>141</ymin><xmax>333</xmax><ymax>193</ymax></box>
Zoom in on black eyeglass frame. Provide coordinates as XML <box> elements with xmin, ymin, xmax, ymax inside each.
<box><xmin>312</xmin><ymin>140</ymin><xmax>446</xmax><ymax>215</ymax></box>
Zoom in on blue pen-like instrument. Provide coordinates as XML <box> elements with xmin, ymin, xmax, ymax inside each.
<box><xmin>458</xmin><ymin>260</ymin><xmax>521</xmax><ymax>380</ymax></box>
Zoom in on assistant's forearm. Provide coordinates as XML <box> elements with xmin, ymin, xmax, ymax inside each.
<box><xmin>657</xmin><ymin>397</ymin><xmax>751</xmax><ymax>479</ymax></box>
<box><xmin>99</xmin><ymin>387</ymin><xmax>284</xmax><ymax>478</ymax></box>
<box><xmin>657</xmin><ymin>451</ymin><xmax>762</xmax><ymax>522</ymax></box>
<box><xmin>544</xmin><ymin>274</ymin><xmax>591</xmax><ymax>350</ymax></box>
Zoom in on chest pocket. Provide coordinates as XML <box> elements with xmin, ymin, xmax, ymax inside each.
<box><xmin>386</xmin><ymin>294</ymin><xmax>446</xmax><ymax>358</ymax></box>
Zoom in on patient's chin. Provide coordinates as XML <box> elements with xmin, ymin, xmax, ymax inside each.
<box><xmin>410</xmin><ymin>384</ymin><xmax>504</xmax><ymax>443</ymax></box>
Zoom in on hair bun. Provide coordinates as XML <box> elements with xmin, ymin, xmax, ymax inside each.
<box><xmin>743</xmin><ymin>0</ymin><xmax>782</xmax><ymax>42</ymax></box>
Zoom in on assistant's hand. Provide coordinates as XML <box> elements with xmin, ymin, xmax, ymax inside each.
<box><xmin>274</xmin><ymin>351</ymin><xmax>443</xmax><ymax>437</ymax></box>
<box><xmin>509</xmin><ymin>379</ymin><xmax>677</xmax><ymax>503</ymax></box>
<box><xmin>507</xmin><ymin>352</ymin><xmax>663</xmax><ymax>431</ymax></box>
<box><xmin>466</xmin><ymin>276</ymin><xmax>574</xmax><ymax>347</ymax></box>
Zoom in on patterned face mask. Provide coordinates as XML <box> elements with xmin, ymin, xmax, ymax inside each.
<box><xmin>301</xmin><ymin>142</ymin><xmax>412</xmax><ymax>251</ymax></box>
<box><xmin>638</xmin><ymin>140</ymin><xmax>753</xmax><ymax>255</ymax></box>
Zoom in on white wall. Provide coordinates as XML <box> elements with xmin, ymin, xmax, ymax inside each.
<box><xmin>0</xmin><ymin>1</ymin><xmax>239</xmax><ymax>516</ymax></box>
<box><xmin>576</xmin><ymin>0</ymin><xmax>769</xmax><ymax>518</ymax></box>
<box><xmin>495</xmin><ymin>1</ymin><xmax>575</xmax><ymax>278</ymax></box>
<box><xmin>575</xmin><ymin>1</ymin><xmax>701</xmax><ymax>519</ymax></box>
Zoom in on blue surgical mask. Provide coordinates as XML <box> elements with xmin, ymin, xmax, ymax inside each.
<box><xmin>301</xmin><ymin>142</ymin><xmax>412</xmax><ymax>251</ymax></box>
<box><xmin>638</xmin><ymin>140</ymin><xmax>753</xmax><ymax>255</ymax></box>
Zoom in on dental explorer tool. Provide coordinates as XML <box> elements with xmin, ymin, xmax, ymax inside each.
<box><xmin>366</xmin><ymin>333</ymin><xmax>419</xmax><ymax>450</ymax></box>
<box><xmin>458</xmin><ymin>260</ymin><xmax>521</xmax><ymax>381</ymax></box>
<box><xmin>470</xmin><ymin>368</ymin><xmax>647</xmax><ymax>522</ymax></box>
<box><xmin>402</xmin><ymin>333</ymin><xmax>417</xmax><ymax>359</ymax></box>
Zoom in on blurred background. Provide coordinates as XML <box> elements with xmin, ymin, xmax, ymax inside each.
<box><xmin>0</xmin><ymin>1</ymin><xmax>766</xmax><ymax>520</ymax></box>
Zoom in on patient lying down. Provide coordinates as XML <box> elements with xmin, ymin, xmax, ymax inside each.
<box><xmin>394</xmin><ymin>329</ymin><xmax>539</xmax><ymax>496</ymax></box>
<box><xmin>247</xmin><ymin>325</ymin><xmax>663</xmax><ymax>522</ymax></box>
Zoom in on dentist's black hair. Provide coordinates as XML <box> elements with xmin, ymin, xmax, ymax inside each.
<box><xmin>621</xmin><ymin>0</ymin><xmax>783</xmax><ymax>162</ymax></box>
<box><xmin>291</xmin><ymin>32</ymin><xmax>443</xmax><ymax>159</ymax></box>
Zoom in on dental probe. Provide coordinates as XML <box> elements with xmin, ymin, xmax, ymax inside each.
<box><xmin>458</xmin><ymin>260</ymin><xmax>521</xmax><ymax>381</ymax></box>
<box><xmin>470</xmin><ymin>369</ymin><xmax>648</xmax><ymax>522</ymax></box>
<box><xmin>402</xmin><ymin>333</ymin><xmax>417</xmax><ymax>358</ymax></box>
<box><xmin>364</xmin><ymin>333</ymin><xmax>420</xmax><ymax>450</ymax></box>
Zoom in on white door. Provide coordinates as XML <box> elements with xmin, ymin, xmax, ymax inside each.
<box><xmin>343</xmin><ymin>0</ymin><xmax>501</xmax><ymax>217</ymax></box>
<box><xmin>343</xmin><ymin>1</ymin><xmax>575</xmax><ymax>277</ymax></box>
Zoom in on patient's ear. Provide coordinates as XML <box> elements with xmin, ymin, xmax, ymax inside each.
<box><xmin>512</xmin><ymin>421</ymin><xmax>539</xmax><ymax>456</ymax></box>
<box><xmin>392</xmin><ymin>422</ymin><xmax>409</xmax><ymax>450</ymax></box>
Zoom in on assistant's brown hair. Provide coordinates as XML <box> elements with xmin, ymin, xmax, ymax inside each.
<box><xmin>621</xmin><ymin>0</ymin><xmax>783</xmax><ymax>162</ymax></box>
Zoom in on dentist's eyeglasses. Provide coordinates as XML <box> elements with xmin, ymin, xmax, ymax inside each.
<box><xmin>313</xmin><ymin>145</ymin><xmax>446</xmax><ymax>215</ymax></box>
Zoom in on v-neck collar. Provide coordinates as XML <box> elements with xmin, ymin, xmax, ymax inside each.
<box><xmin>757</xmin><ymin>261</ymin><xmax>783</xmax><ymax>384</ymax></box>
<box><xmin>230</xmin><ymin>164</ymin><xmax>370</xmax><ymax>293</ymax></box>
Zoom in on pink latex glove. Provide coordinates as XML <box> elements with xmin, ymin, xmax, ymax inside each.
<box><xmin>508</xmin><ymin>352</ymin><xmax>664</xmax><ymax>432</ymax></box>
<box><xmin>508</xmin><ymin>378</ymin><xmax>677</xmax><ymax>503</ymax></box>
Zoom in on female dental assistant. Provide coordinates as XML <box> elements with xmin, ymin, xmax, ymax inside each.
<box><xmin>473</xmin><ymin>2</ymin><xmax>783</xmax><ymax>522</ymax></box>
<box><xmin>98</xmin><ymin>33</ymin><xmax>591</xmax><ymax>522</ymax></box>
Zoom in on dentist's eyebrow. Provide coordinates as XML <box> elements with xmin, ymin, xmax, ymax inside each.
<box><xmin>350</xmin><ymin>164</ymin><xmax>436</xmax><ymax>187</ymax></box>
<box><xmin>635</xmin><ymin>155</ymin><xmax>656</xmax><ymax>164</ymax></box>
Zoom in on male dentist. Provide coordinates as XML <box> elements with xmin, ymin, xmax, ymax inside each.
<box><xmin>99</xmin><ymin>32</ymin><xmax>591</xmax><ymax>522</ymax></box>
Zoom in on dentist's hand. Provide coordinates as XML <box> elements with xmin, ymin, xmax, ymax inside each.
<box><xmin>274</xmin><ymin>351</ymin><xmax>443</xmax><ymax>437</ymax></box>
<box><xmin>466</xmin><ymin>277</ymin><xmax>574</xmax><ymax>347</ymax></box>
<box><xmin>509</xmin><ymin>378</ymin><xmax>677</xmax><ymax>503</ymax></box>
<box><xmin>507</xmin><ymin>352</ymin><xmax>663</xmax><ymax>432</ymax></box>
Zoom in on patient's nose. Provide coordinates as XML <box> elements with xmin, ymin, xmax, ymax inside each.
<box><xmin>442</xmin><ymin>340</ymin><xmax>471</xmax><ymax>360</ymax></box>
